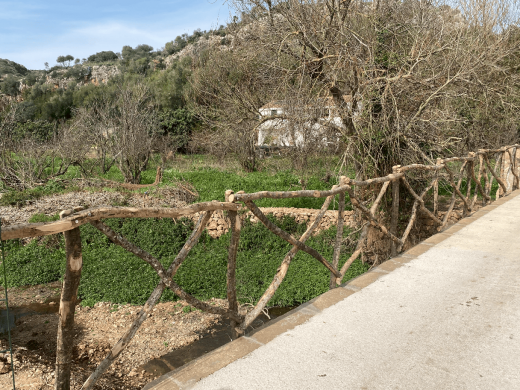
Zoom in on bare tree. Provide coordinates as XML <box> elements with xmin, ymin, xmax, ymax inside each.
<box><xmin>189</xmin><ymin>47</ymin><xmax>282</xmax><ymax>171</ymax></box>
<box><xmin>215</xmin><ymin>0</ymin><xmax>520</xmax><ymax>177</ymax></box>
<box><xmin>0</xmin><ymin>104</ymin><xmax>72</xmax><ymax>190</ymax></box>
<box><xmin>113</xmin><ymin>83</ymin><xmax>159</xmax><ymax>183</ymax></box>
<box><xmin>70</xmin><ymin>82</ymin><xmax>159</xmax><ymax>184</ymax></box>
<box><xmin>70</xmin><ymin>98</ymin><xmax>118</xmax><ymax>176</ymax></box>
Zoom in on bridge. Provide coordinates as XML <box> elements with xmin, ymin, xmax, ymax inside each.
<box><xmin>145</xmin><ymin>190</ymin><xmax>520</xmax><ymax>390</ymax></box>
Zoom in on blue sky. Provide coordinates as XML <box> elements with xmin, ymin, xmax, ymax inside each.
<box><xmin>0</xmin><ymin>0</ymin><xmax>232</xmax><ymax>70</ymax></box>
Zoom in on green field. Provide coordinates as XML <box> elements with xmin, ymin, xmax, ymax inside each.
<box><xmin>1</xmin><ymin>215</ymin><xmax>368</xmax><ymax>308</ymax></box>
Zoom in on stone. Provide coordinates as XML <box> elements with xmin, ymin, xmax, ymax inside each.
<box><xmin>0</xmin><ymin>362</ymin><xmax>9</xmax><ymax>374</ymax></box>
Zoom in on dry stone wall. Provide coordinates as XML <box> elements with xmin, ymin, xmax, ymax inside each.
<box><xmin>191</xmin><ymin>207</ymin><xmax>358</xmax><ymax>238</ymax></box>
<box><xmin>195</xmin><ymin>206</ymin><xmax>465</xmax><ymax>241</ymax></box>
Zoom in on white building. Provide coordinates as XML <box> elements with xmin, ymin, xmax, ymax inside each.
<box><xmin>257</xmin><ymin>96</ymin><xmax>355</xmax><ymax>148</ymax></box>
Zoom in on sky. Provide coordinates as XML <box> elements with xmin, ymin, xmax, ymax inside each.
<box><xmin>0</xmin><ymin>0</ymin><xmax>232</xmax><ymax>70</ymax></box>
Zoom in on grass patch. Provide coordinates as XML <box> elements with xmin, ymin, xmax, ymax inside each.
<box><xmin>0</xmin><ymin>179</ymin><xmax>66</xmax><ymax>206</ymax></box>
<box><xmin>28</xmin><ymin>213</ymin><xmax>60</xmax><ymax>223</ymax></box>
<box><xmin>1</xmin><ymin>216</ymin><xmax>368</xmax><ymax>308</ymax></box>
<box><xmin>1</xmin><ymin>155</ymin><xmax>345</xmax><ymax>209</ymax></box>
<box><xmin>162</xmin><ymin>168</ymin><xmax>345</xmax><ymax>209</ymax></box>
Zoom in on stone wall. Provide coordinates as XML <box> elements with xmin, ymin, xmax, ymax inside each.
<box><xmin>192</xmin><ymin>207</ymin><xmax>358</xmax><ymax>238</ymax></box>
<box><xmin>197</xmin><ymin>206</ymin><xmax>465</xmax><ymax>246</ymax></box>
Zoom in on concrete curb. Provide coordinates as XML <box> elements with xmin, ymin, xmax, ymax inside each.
<box><xmin>143</xmin><ymin>189</ymin><xmax>520</xmax><ymax>390</ymax></box>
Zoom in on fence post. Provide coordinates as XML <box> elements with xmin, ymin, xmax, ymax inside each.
<box><xmin>225</xmin><ymin>190</ymin><xmax>242</xmax><ymax>338</ymax></box>
<box><xmin>434</xmin><ymin>158</ymin><xmax>441</xmax><ymax>216</ymax></box>
<box><xmin>55</xmin><ymin>210</ymin><xmax>83</xmax><ymax>390</ymax></box>
<box><xmin>464</xmin><ymin>154</ymin><xmax>473</xmax><ymax>216</ymax></box>
<box><xmin>511</xmin><ymin>146</ymin><xmax>520</xmax><ymax>190</ymax></box>
<box><xmin>495</xmin><ymin>152</ymin><xmax>504</xmax><ymax>199</ymax></box>
<box><xmin>390</xmin><ymin>166</ymin><xmax>401</xmax><ymax>257</ymax></box>
<box><xmin>503</xmin><ymin>148</ymin><xmax>513</xmax><ymax>194</ymax></box>
<box><xmin>330</xmin><ymin>179</ymin><xmax>345</xmax><ymax>289</ymax></box>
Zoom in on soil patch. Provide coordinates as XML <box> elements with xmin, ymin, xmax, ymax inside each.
<box><xmin>0</xmin><ymin>283</ymin><xmax>289</xmax><ymax>390</ymax></box>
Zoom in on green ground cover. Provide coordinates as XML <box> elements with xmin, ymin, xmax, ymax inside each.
<box><xmin>1</xmin><ymin>216</ymin><xmax>368</xmax><ymax>308</ymax></box>
<box><xmin>0</xmin><ymin>154</ymin><xmax>347</xmax><ymax>209</ymax></box>
<box><xmin>162</xmin><ymin>168</ymin><xmax>344</xmax><ymax>209</ymax></box>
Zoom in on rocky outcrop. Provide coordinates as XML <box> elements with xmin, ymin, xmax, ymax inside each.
<box><xmin>43</xmin><ymin>64</ymin><xmax>121</xmax><ymax>90</ymax></box>
<box><xmin>164</xmin><ymin>35</ymin><xmax>232</xmax><ymax>68</ymax></box>
<box><xmin>0</xmin><ymin>93</ymin><xmax>23</xmax><ymax>112</ymax></box>
<box><xmin>88</xmin><ymin>65</ymin><xmax>121</xmax><ymax>85</ymax></box>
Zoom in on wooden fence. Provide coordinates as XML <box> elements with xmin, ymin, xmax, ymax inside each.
<box><xmin>1</xmin><ymin>144</ymin><xmax>519</xmax><ymax>390</ymax></box>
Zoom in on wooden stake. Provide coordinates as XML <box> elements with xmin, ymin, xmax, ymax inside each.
<box><xmin>370</xmin><ymin>181</ymin><xmax>390</xmax><ymax>217</ymax></box>
<box><xmin>345</xmin><ymin>184</ymin><xmax>403</xmax><ymax>246</ymax></box>
<box><xmin>515</xmin><ymin>147</ymin><xmax>520</xmax><ymax>190</ymax></box>
<box><xmin>240</xmin><ymin>193</ymin><xmax>335</xmax><ymax>331</ymax></box>
<box><xmin>244</xmin><ymin>200</ymin><xmax>342</xmax><ymax>278</ymax></box>
<box><xmin>82</xmin><ymin>211</ymin><xmax>213</xmax><ymax>390</ymax></box>
<box><xmin>443</xmin><ymin>163</ymin><xmax>472</xmax><ymax>213</ymax></box>
<box><xmin>331</xmin><ymin>180</ymin><xmax>346</xmax><ymax>289</ymax></box>
<box><xmin>390</xmin><ymin>166</ymin><xmax>400</xmax><ymax>257</ymax></box>
<box><xmin>91</xmin><ymin>220</ymin><xmax>243</xmax><ymax>322</ymax></box>
<box><xmin>464</xmin><ymin>157</ymin><xmax>473</xmax><ymax>216</ymax></box>
<box><xmin>484</xmin><ymin>155</ymin><xmax>492</xmax><ymax>200</ymax></box>
<box><xmin>433</xmin><ymin>158</ymin><xmax>441</xmax><ymax>216</ymax></box>
<box><xmin>504</xmin><ymin>148</ymin><xmax>516</xmax><ymax>193</ymax></box>
<box><xmin>483</xmin><ymin>153</ymin><xmax>507</xmax><ymax>198</ymax></box>
<box><xmin>471</xmin><ymin>154</ymin><xmax>487</xmax><ymax>207</ymax></box>
<box><xmin>337</xmin><ymin>223</ymin><xmax>369</xmax><ymax>284</ymax></box>
<box><xmin>499</xmin><ymin>151</ymin><xmax>507</xmax><ymax>196</ymax></box>
<box><xmin>441</xmin><ymin>161</ymin><xmax>467</xmax><ymax>229</ymax></box>
<box><xmin>225</xmin><ymin>190</ymin><xmax>241</xmax><ymax>338</ymax></box>
<box><xmin>398</xmin><ymin>200</ymin><xmax>419</xmax><ymax>252</ymax></box>
<box><xmin>398</xmin><ymin>179</ymin><xmax>436</xmax><ymax>251</ymax></box>
<box><xmin>400</xmin><ymin>177</ymin><xmax>443</xmax><ymax>225</ymax></box>
<box><xmin>55</xmin><ymin>210</ymin><xmax>83</xmax><ymax>390</ymax></box>
<box><xmin>510</xmin><ymin>147</ymin><xmax>519</xmax><ymax>190</ymax></box>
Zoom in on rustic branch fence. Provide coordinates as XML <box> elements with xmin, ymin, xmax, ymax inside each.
<box><xmin>1</xmin><ymin>144</ymin><xmax>519</xmax><ymax>390</ymax></box>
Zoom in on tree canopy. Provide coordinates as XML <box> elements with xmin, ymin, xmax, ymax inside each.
<box><xmin>56</xmin><ymin>55</ymin><xmax>74</xmax><ymax>67</ymax></box>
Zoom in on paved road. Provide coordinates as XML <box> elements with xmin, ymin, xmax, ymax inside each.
<box><xmin>192</xmin><ymin>195</ymin><xmax>520</xmax><ymax>390</ymax></box>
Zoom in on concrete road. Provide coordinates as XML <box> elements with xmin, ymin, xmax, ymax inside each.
<box><xmin>192</xmin><ymin>195</ymin><xmax>520</xmax><ymax>390</ymax></box>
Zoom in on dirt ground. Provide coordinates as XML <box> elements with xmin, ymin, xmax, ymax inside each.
<box><xmin>0</xmin><ymin>282</ymin><xmax>251</xmax><ymax>390</ymax></box>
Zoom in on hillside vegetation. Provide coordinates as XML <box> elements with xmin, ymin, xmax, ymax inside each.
<box><xmin>0</xmin><ymin>0</ymin><xmax>518</xmax><ymax>191</ymax></box>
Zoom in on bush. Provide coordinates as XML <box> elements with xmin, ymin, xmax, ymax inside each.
<box><xmin>0</xmin><ymin>75</ymin><xmax>20</xmax><ymax>96</ymax></box>
<box><xmin>158</xmin><ymin>108</ymin><xmax>197</xmax><ymax>152</ymax></box>
<box><xmin>14</xmin><ymin>120</ymin><xmax>54</xmax><ymax>143</ymax></box>
<box><xmin>87</xmin><ymin>51</ymin><xmax>118</xmax><ymax>63</ymax></box>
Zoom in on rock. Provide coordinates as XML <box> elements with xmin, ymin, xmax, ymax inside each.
<box><xmin>0</xmin><ymin>361</ymin><xmax>10</xmax><ymax>374</ymax></box>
